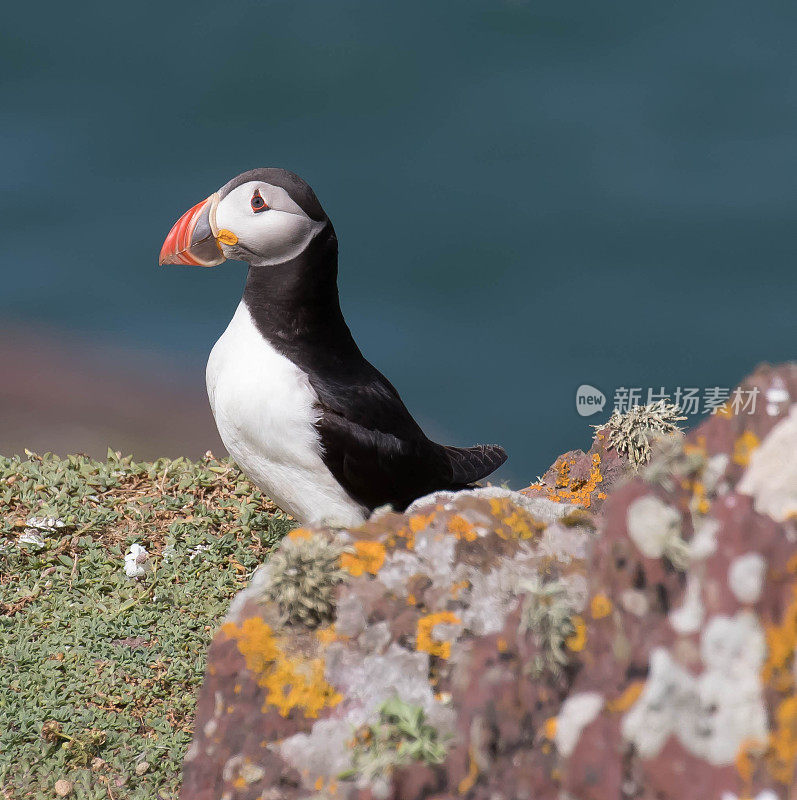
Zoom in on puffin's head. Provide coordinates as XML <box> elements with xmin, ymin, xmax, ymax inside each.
<box><xmin>159</xmin><ymin>168</ymin><xmax>328</xmax><ymax>267</ymax></box>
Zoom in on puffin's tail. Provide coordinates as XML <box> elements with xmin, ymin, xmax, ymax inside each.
<box><xmin>443</xmin><ymin>443</ymin><xmax>508</xmax><ymax>485</ymax></box>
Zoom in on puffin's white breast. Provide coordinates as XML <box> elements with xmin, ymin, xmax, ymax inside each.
<box><xmin>206</xmin><ymin>301</ymin><xmax>367</xmax><ymax>527</ymax></box>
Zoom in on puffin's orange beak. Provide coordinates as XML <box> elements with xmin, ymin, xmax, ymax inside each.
<box><xmin>159</xmin><ymin>193</ymin><xmax>226</xmax><ymax>267</ymax></box>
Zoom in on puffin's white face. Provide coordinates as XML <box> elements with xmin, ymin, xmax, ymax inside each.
<box><xmin>159</xmin><ymin>177</ymin><xmax>326</xmax><ymax>268</ymax></box>
<box><xmin>214</xmin><ymin>181</ymin><xmax>326</xmax><ymax>266</ymax></box>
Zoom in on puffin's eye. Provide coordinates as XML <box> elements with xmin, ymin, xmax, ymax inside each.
<box><xmin>251</xmin><ymin>189</ymin><xmax>269</xmax><ymax>213</ymax></box>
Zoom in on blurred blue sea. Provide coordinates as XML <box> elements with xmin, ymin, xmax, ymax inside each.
<box><xmin>2</xmin><ymin>0</ymin><xmax>795</xmax><ymax>483</ymax></box>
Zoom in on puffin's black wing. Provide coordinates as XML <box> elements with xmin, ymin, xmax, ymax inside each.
<box><xmin>309</xmin><ymin>366</ymin><xmax>507</xmax><ymax>512</ymax></box>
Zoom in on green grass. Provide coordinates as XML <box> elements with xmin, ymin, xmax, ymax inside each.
<box><xmin>0</xmin><ymin>450</ymin><xmax>292</xmax><ymax>799</ymax></box>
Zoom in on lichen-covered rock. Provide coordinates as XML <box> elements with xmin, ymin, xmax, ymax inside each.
<box><xmin>181</xmin><ymin>488</ymin><xmax>592</xmax><ymax>799</ymax></box>
<box><xmin>520</xmin><ymin>426</ymin><xmax>631</xmax><ymax>512</ymax></box>
<box><xmin>182</xmin><ymin>363</ymin><xmax>797</xmax><ymax>800</ymax></box>
<box><xmin>554</xmin><ymin>362</ymin><xmax>797</xmax><ymax>800</ymax></box>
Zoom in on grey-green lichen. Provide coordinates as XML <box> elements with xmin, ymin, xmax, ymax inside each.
<box><xmin>597</xmin><ymin>401</ymin><xmax>687</xmax><ymax>470</ymax></box>
<box><xmin>340</xmin><ymin>697</ymin><xmax>448</xmax><ymax>785</ymax></box>
<box><xmin>642</xmin><ymin>432</ymin><xmax>707</xmax><ymax>488</ymax></box>
<box><xmin>262</xmin><ymin>532</ymin><xmax>349</xmax><ymax>628</ymax></box>
<box><xmin>519</xmin><ymin>577</ymin><xmax>577</xmax><ymax>677</ymax></box>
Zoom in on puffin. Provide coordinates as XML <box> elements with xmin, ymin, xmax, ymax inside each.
<box><xmin>159</xmin><ymin>168</ymin><xmax>507</xmax><ymax>527</ymax></box>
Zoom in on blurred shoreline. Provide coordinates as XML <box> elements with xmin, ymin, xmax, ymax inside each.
<box><xmin>0</xmin><ymin>323</ymin><xmax>224</xmax><ymax>460</ymax></box>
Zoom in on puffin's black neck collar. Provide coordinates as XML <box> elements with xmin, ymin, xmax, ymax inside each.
<box><xmin>241</xmin><ymin>224</ymin><xmax>353</xmax><ymax>351</ymax></box>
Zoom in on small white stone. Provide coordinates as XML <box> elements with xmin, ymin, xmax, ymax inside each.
<box><xmin>728</xmin><ymin>552</ymin><xmax>767</xmax><ymax>604</ymax></box>
<box><xmin>124</xmin><ymin>543</ymin><xmax>150</xmax><ymax>578</ymax></box>
<box><xmin>19</xmin><ymin>530</ymin><xmax>46</xmax><ymax>549</ymax></box>
<box><xmin>188</xmin><ymin>544</ymin><xmax>212</xmax><ymax>561</ymax></box>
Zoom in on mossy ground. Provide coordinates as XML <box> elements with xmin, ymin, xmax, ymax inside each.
<box><xmin>0</xmin><ymin>450</ymin><xmax>291</xmax><ymax>799</ymax></box>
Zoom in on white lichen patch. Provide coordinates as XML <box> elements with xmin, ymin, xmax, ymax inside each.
<box><xmin>278</xmin><ymin>718</ymin><xmax>354</xmax><ymax>789</ymax></box>
<box><xmin>689</xmin><ymin>516</ymin><xmax>719</xmax><ymax>560</ymax></box>
<box><xmin>738</xmin><ymin>404</ymin><xmax>797</xmax><ymax>522</ymax></box>
<box><xmin>377</xmin><ymin>550</ymin><xmax>423</xmax><ymax>596</ymax></box>
<box><xmin>324</xmin><ymin>643</ymin><xmax>445</xmax><ymax>728</ymax></box>
<box><xmin>669</xmin><ymin>573</ymin><xmax>705</xmax><ymax>634</ymax></box>
<box><xmin>622</xmin><ymin>648</ymin><xmax>696</xmax><ymax>758</ymax></box>
<box><xmin>555</xmin><ymin>692</ymin><xmax>604</xmax><ymax>757</ymax></box>
<box><xmin>621</xmin><ymin>589</ymin><xmax>649</xmax><ymax>618</ymax></box>
<box><xmin>335</xmin><ymin>592</ymin><xmax>369</xmax><ymax>638</ymax></box>
<box><xmin>702</xmin><ymin>454</ymin><xmax>729</xmax><ymax>496</ymax></box>
<box><xmin>460</xmin><ymin>552</ymin><xmax>541</xmax><ymax>636</ymax></box>
<box><xmin>412</xmin><ymin>527</ymin><xmax>456</xmax><ymax>587</ymax></box>
<box><xmin>626</xmin><ymin>495</ymin><xmax>688</xmax><ymax>567</ymax></box>
<box><xmin>406</xmin><ymin>486</ymin><xmax>574</xmax><ymax>525</ymax></box>
<box><xmin>537</xmin><ymin>522</ymin><xmax>590</xmax><ymax>564</ymax></box>
<box><xmin>623</xmin><ymin>612</ymin><xmax>767</xmax><ymax>765</ymax></box>
<box><xmin>721</xmin><ymin>791</ymin><xmax>780</xmax><ymax>800</ymax></box>
<box><xmin>222</xmin><ymin>754</ymin><xmax>265</xmax><ymax>786</ymax></box>
<box><xmin>727</xmin><ymin>552</ymin><xmax>767</xmax><ymax>604</ymax></box>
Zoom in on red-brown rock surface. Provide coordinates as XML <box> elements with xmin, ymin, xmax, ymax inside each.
<box><xmin>182</xmin><ymin>363</ymin><xmax>797</xmax><ymax>800</ymax></box>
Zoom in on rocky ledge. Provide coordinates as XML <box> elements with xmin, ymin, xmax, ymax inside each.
<box><xmin>181</xmin><ymin>363</ymin><xmax>797</xmax><ymax>800</ymax></box>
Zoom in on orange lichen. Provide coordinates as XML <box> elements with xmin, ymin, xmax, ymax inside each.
<box><xmin>221</xmin><ymin>617</ymin><xmax>341</xmax><ymax>718</ymax></box>
<box><xmin>735</xmin><ymin>737</ymin><xmax>765</xmax><ymax>784</ymax></box>
<box><xmin>528</xmin><ymin>452</ymin><xmax>605</xmax><ymax>509</ymax></box>
<box><xmin>691</xmin><ymin>481</ymin><xmax>711</xmax><ymax>515</ymax></box>
<box><xmin>487</xmin><ymin>497</ymin><xmax>545</xmax><ymax>539</ymax></box>
<box><xmin>683</xmin><ymin>440</ymin><xmax>706</xmax><ymax>457</ymax></box>
<box><xmin>590</xmin><ymin>593</ymin><xmax>613</xmax><ymax>619</ymax></box>
<box><xmin>409</xmin><ymin>513</ymin><xmax>434</xmax><ymax>534</ymax></box>
<box><xmin>543</xmin><ymin>716</ymin><xmax>557</xmax><ymax>740</ymax></box>
<box><xmin>416</xmin><ymin>611</ymin><xmax>461</xmax><ymax>659</ymax></box>
<box><xmin>457</xmin><ymin>748</ymin><xmax>479</xmax><ymax>795</ymax></box>
<box><xmin>497</xmin><ymin>637</ymin><xmax>508</xmax><ymax>653</ymax></box>
<box><xmin>504</xmin><ymin>508</ymin><xmax>544</xmax><ymax>539</ymax></box>
<box><xmin>450</xmin><ymin>580</ymin><xmax>469</xmax><ymax>598</ymax></box>
<box><xmin>448</xmin><ymin>514</ymin><xmax>478</xmax><ymax>541</ymax></box>
<box><xmin>488</xmin><ymin>497</ymin><xmax>509</xmax><ymax>517</ymax></box>
<box><xmin>606</xmin><ymin>681</ymin><xmax>644</xmax><ymax>713</ymax></box>
<box><xmin>340</xmin><ymin>541</ymin><xmax>386</xmax><ymax>577</ymax></box>
<box><xmin>767</xmin><ymin>695</ymin><xmax>797</xmax><ymax>785</ymax></box>
<box><xmin>565</xmin><ymin>616</ymin><xmax>587</xmax><ymax>652</ymax></box>
<box><xmin>287</xmin><ymin>527</ymin><xmax>312</xmax><ymax>541</ymax></box>
<box><xmin>316</xmin><ymin>625</ymin><xmax>337</xmax><ymax>645</ymax></box>
<box><xmin>761</xmin><ymin>583</ymin><xmax>797</xmax><ymax>693</ymax></box>
<box><xmin>733</xmin><ymin>430</ymin><xmax>761</xmax><ymax>467</ymax></box>
<box><xmin>394</xmin><ymin>526</ymin><xmax>416</xmax><ymax>550</ymax></box>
